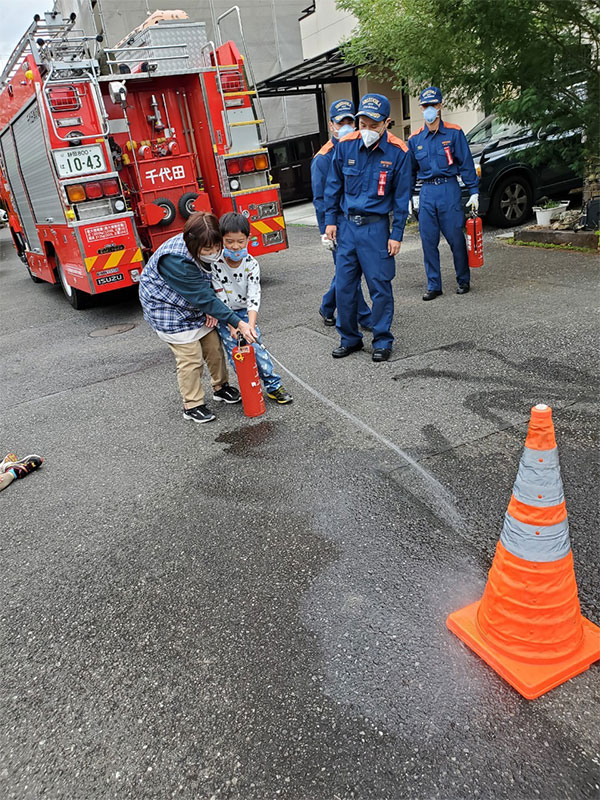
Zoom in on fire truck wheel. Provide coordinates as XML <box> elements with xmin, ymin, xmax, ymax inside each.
<box><xmin>152</xmin><ymin>198</ymin><xmax>177</xmax><ymax>227</ymax></box>
<box><xmin>27</xmin><ymin>266</ymin><xmax>44</xmax><ymax>284</ymax></box>
<box><xmin>178</xmin><ymin>192</ymin><xmax>199</xmax><ymax>219</ymax></box>
<box><xmin>56</xmin><ymin>255</ymin><xmax>90</xmax><ymax>310</ymax></box>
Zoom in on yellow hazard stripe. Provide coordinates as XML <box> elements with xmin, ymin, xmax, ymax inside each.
<box><xmin>104</xmin><ymin>250</ymin><xmax>125</xmax><ymax>270</ymax></box>
<box><xmin>252</xmin><ymin>221</ymin><xmax>272</xmax><ymax>234</ymax></box>
<box><xmin>86</xmin><ymin>247</ymin><xmax>142</xmax><ymax>273</ymax></box>
<box><xmin>273</xmin><ymin>216</ymin><xmax>285</xmax><ymax>229</ymax></box>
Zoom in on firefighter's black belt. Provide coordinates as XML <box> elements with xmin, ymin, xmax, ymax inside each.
<box><xmin>345</xmin><ymin>213</ymin><xmax>387</xmax><ymax>226</ymax></box>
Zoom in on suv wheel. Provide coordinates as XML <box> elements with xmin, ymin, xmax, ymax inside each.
<box><xmin>489</xmin><ymin>175</ymin><xmax>532</xmax><ymax>227</ymax></box>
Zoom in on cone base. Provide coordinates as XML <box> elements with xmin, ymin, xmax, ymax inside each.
<box><xmin>447</xmin><ymin>601</ymin><xmax>600</xmax><ymax>700</ymax></box>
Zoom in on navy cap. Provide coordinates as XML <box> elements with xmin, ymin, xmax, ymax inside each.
<box><xmin>419</xmin><ymin>86</ymin><xmax>443</xmax><ymax>105</ymax></box>
<box><xmin>329</xmin><ymin>99</ymin><xmax>355</xmax><ymax>122</ymax></box>
<box><xmin>355</xmin><ymin>93</ymin><xmax>390</xmax><ymax>122</ymax></box>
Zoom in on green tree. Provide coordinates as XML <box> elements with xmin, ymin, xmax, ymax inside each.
<box><xmin>339</xmin><ymin>0</ymin><xmax>599</xmax><ymax>202</ymax></box>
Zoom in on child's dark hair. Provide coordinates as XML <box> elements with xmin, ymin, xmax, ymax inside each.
<box><xmin>183</xmin><ymin>212</ymin><xmax>221</xmax><ymax>258</ymax></box>
<box><xmin>220</xmin><ymin>212</ymin><xmax>250</xmax><ymax>237</ymax></box>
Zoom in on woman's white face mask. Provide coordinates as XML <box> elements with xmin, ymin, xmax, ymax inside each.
<box><xmin>198</xmin><ymin>249</ymin><xmax>222</xmax><ymax>264</ymax></box>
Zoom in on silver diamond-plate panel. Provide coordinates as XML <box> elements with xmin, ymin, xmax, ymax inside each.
<box><xmin>128</xmin><ymin>22</ymin><xmax>209</xmax><ymax>75</ymax></box>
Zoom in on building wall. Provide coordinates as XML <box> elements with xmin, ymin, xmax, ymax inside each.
<box><xmin>301</xmin><ymin>0</ymin><xmax>355</xmax><ymax>61</ymax></box>
<box><xmin>300</xmin><ymin>1</ymin><xmax>483</xmax><ymax>141</ymax></box>
<box><xmin>56</xmin><ymin>0</ymin><xmax>318</xmax><ymax>141</ymax></box>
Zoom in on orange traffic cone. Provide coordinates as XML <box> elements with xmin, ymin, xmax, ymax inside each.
<box><xmin>447</xmin><ymin>404</ymin><xmax>600</xmax><ymax>699</ymax></box>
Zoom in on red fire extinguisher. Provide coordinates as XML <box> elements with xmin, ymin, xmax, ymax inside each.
<box><xmin>466</xmin><ymin>212</ymin><xmax>484</xmax><ymax>268</ymax></box>
<box><xmin>232</xmin><ymin>336</ymin><xmax>266</xmax><ymax>418</ymax></box>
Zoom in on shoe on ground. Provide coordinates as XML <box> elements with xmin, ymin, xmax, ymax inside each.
<box><xmin>422</xmin><ymin>289</ymin><xmax>443</xmax><ymax>301</ymax></box>
<box><xmin>0</xmin><ymin>453</ymin><xmax>18</xmax><ymax>473</ymax></box>
<box><xmin>319</xmin><ymin>308</ymin><xmax>336</xmax><ymax>327</ymax></box>
<box><xmin>372</xmin><ymin>348</ymin><xmax>391</xmax><ymax>362</ymax></box>
<box><xmin>332</xmin><ymin>341</ymin><xmax>364</xmax><ymax>358</ymax></box>
<box><xmin>456</xmin><ymin>285</ymin><xmax>470</xmax><ymax>294</ymax></box>
<box><xmin>10</xmin><ymin>454</ymin><xmax>43</xmax><ymax>479</ymax></box>
<box><xmin>213</xmin><ymin>382</ymin><xmax>241</xmax><ymax>403</ymax></box>
<box><xmin>267</xmin><ymin>386</ymin><xmax>293</xmax><ymax>404</ymax></box>
<box><xmin>183</xmin><ymin>405</ymin><xmax>216</xmax><ymax>423</ymax></box>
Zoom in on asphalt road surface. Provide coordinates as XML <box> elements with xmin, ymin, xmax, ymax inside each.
<box><xmin>1</xmin><ymin>223</ymin><xmax>599</xmax><ymax>800</ymax></box>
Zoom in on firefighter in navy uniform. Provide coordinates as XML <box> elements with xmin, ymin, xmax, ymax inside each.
<box><xmin>408</xmin><ymin>86</ymin><xmax>479</xmax><ymax>300</ymax></box>
<box><xmin>311</xmin><ymin>99</ymin><xmax>372</xmax><ymax>329</ymax></box>
<box><xmin>324</xmin><ymin>93</ymin><xmax>411</xmax><ymax>362</ymax></box>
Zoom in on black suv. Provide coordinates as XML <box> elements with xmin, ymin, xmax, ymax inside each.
<box><xmin>412</xmin><ymin>114</ymin><xmax>582</xmax><ymax>227</ymax></box>
<box><xmin>465</xmin><ymin>114</ymin><xmax>581</xmax><ymax>226</ymax></box>
<box><xmin>267</xmin><ymin>133</ymin><xmax>322</xmax><ymax>205</ymax></box>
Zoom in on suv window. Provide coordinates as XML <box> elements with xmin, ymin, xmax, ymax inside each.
<box><xmin>466</xmin><ymin>114</ymin><xmax>528</xmax><ymax>145</ymax></box>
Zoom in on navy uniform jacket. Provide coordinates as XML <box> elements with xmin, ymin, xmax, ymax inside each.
<box><xmin>408</xmin><ymin>120</ymin><xmax>478</xmax><ymax>193</ymax></box>
<box><xmin>311</xmin><ymin>138</ymin><xmax>336</xmax><ymax>235</ymax></box>
<box><xmin>324</xmin><ymin>131</ymin><xmax>412</xmax><ymax>242</ymax></box>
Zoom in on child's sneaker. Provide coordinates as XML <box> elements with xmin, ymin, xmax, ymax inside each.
<box><xmin>267</xmin><ymin>386</ymin><xmax>293</xmax><ymax>405</ymax></box>
<box><xmin>10</xmin><ymin>455</ymin><xmax>43</xmax><ymax>479</ymax></box>
<box><xmin>213</xmin><ymin>383</ymin><xmax>241</xmax><ymax>404</ymax></box>
<box><xmin>183</xmin><ymin>405</ymin><xmax>216</xmax><ymax>423</ymax></box>
<box><xmin>0</xmin><ymin>453</ymin><xmax>18</xmax><ymax>473</ymax></box>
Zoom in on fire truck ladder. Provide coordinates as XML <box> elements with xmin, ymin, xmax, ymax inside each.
<box><xmin>214</xmin><ymin>5</ymin><xmax>268</xmax><ymax>145</ymax></box>
<box><xmin>35</xmin><ymin>23</ymin><xmax>110</xmax><ymax>144</ymax></box>
<box><xmin>0</xmin><ymin>12</ymin><xmax>81</xmax><ymax>88</ymax></box>
<box><xmin>0</xmin><ymin>12</ymin><xmax>109</xmax><ymax>144</ymax></box>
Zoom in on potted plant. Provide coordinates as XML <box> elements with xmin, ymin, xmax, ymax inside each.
<box><xmin>533</xmin><ymin>197</ymin><xmax>569</xmax><ymax>226</ymax></box>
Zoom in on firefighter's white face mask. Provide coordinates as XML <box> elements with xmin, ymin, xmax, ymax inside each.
<box><xmin>360</xmin><ymin>128</ymin><xmax>382</xmax><ymax>148</ymax></box>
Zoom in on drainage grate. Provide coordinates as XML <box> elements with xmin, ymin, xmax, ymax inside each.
<box><xmin>89</xmin><ymin>323</ymin><xmax>136</xmax><ymax>338</ymax></box>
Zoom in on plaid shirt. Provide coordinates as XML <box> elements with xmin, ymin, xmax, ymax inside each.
<box><xmin>139</xmin><ymin>234</ymin><xmax>210</xmax><ymax>334</ymax></box>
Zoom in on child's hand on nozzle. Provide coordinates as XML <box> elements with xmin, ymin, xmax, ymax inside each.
<box><xmin>237</xmin><ymin>320</ymin><xmax>257</xmax><ymax>344</ymax></box>
<box><xmin>205</xmin><ymin>315</ymin><xmax>218</xmax><ymax>328</ymax></box>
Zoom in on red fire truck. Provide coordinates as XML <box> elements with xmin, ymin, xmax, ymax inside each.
<box><xmin>0</xmin><ymin>9</ymin><xmax>287</xmax><ymax>308</ymax></box>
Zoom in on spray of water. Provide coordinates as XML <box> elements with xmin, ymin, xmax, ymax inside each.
<box><xmin>262</xmin><ymin>346</ymin><xmax>465</xmax><ymax>533</ymax></box>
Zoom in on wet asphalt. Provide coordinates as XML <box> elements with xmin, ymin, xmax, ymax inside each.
<box><xmin>0</xmin><ymin>222</ymin><xmax>599</xmax><ymax>800</ymax></box>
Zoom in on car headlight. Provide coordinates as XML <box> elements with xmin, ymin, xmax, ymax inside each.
<box><xmin>476</xmin><ymin>162</ymin><xmax>482</xmax><ymax>178</ymax></box>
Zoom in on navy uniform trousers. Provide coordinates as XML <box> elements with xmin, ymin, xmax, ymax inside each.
<box><xmin>419</xmin><ymin>179</ymin><xmax>470</xmax><ymax>292</ymax></box>
<box><xmin>321</xmin><ymin>214</ymin><xmax>372</xmax><ymax>327</ymax></box>
<box><xmin>335</xmin><ymin>215</ymin><xmax>395</xmax><ymax>349</ymax></box>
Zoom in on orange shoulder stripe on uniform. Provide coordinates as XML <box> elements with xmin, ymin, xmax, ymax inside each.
<box><xmin>314</xmin><ymin>140</ymin><xmax>334</xmax><ymax>157</ymax></box>
<box><xmin>442</xmin><ymin>121</ymin><xmax>462</xmax><ymax>130</ymax></box>
<box><xmin>340</xmin><ymin>130</ymin><xmax>362</xmax><ymax>141</ymax></box>
<box><xmin>387</xmin><ymin>132</ymin><xmax>408</xmax><ymax>152</ymax></box>
<box><xmin>408</xmin><ymin>126</ymin><xmax>424</xmax><ymax>139</ymax></box>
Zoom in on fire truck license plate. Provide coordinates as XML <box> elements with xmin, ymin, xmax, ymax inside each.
<box><xmin>53</xmin><ymin>146</ymin><xmax>106</xmax><ymax>178</ymax></box>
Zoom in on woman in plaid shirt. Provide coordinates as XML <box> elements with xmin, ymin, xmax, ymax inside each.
<box><xmin>139</xmin><ymin>212</ymin><xmax>256</xmax><ymax>424</ymax></box>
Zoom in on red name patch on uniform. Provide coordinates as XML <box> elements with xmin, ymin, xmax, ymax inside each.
<box><xmin>443</xmin><ymin>146</ymin><xmax>454</xmax><ymax>165</ymax></box>
<box><xmin>378</xmin><ymin>171</ymin><xmax>387</xmax><ymax>196</ymax></box>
